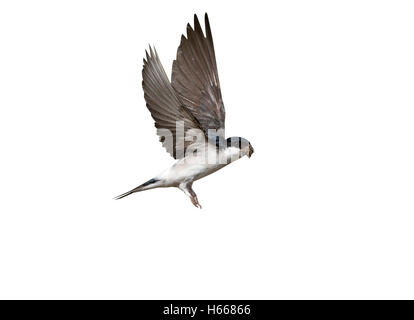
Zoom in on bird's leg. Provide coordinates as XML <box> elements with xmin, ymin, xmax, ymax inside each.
<box><xmin>179</xmin><ymin>182</ymin><xmax>202</xmax><ymax>209</ymax></box>
<box><xmin>189</xmin><ymin>189</ymin><xmax>201</xmax><ymax>209</ymax></box>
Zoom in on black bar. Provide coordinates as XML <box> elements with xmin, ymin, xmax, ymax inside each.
<box><xmin>0</xmin><ymin>300</ymin><xmax>413</xmax><ymax>318</ymax></box>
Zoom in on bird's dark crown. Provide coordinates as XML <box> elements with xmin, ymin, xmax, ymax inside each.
<box><xmin>226</xmin><ymin>137</ymin><xmax>249</xmax><ymax>148</ymax></box>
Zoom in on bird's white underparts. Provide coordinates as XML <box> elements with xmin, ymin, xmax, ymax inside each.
<box><xmin>115</xmin><ymin>13</ymin><xmax>254</xmax><ymax>208</ymax></box>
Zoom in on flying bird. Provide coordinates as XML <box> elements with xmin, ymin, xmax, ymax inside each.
<box><xmin>115</xmin><ymin>13</ymin><xmax>254</xmax><ymax>208</ymax></box>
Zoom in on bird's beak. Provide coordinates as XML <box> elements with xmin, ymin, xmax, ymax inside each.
<box><xmin>248</xmin><ymin>145</ymin><xmax>254</xmax><ymax>158</ymax></box>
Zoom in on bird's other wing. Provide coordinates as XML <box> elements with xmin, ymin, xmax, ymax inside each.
<box><xmin>142</xmin><ymin>47</ymin><xmax>206</xmax><ymax>159</ymax></box>
<box><xmin>171</xmin><ymin>13</ymin><xmax>226</xmax><ymax>142</ymax></box>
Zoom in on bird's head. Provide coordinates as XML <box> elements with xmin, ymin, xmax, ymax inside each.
<box><xmin>226</xmin><ymin>137</ymin><xmax>254</xmax><ymax>158</ymax></box>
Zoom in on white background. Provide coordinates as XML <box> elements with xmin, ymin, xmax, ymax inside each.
<box><xmin>0</xmin><ymin>0</ymin><xmax>413</xmax><ymax>299</ymax></box>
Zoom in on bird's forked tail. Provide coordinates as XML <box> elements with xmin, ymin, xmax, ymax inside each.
<box><xmin>114</xmin><ymin>178</ymin><xmax>160</xmax><ymax>200</ymax></box>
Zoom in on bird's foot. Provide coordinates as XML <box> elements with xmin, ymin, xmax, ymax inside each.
<box><xmin>191</xmin><ymin>196</ymin><xmax>202</xmax><ymax>209</ymax></box>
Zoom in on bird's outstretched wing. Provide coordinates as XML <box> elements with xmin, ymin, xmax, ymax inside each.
<box><xmin>142</xmin><ymin>47</ymin><xmax>206</xmax><ymax>159</ymax></box>
<box><xmin>171</xmin><ymin>13</ymin><xmax>226</xmax><ymax>141</ymax></box>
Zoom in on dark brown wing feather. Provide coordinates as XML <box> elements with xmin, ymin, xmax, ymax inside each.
<box><xmin>171</xmin><ymin>13</ymin><xmax>225</xmax><ymax>139</ymax></box>
<box><xmin>142</xmin><ymin>47</ymin><xmax>205</xmax><ymax>159</ymax></box>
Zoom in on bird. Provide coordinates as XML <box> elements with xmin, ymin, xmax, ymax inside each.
<box><xmin>115</xmin><ymin>13</ymin><xmax>254</xmax><ymax>208</ymax></box>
